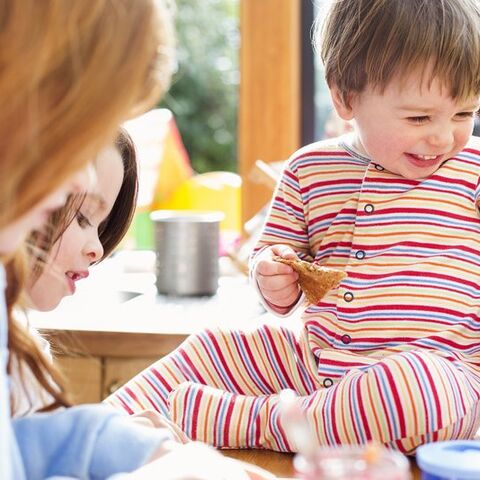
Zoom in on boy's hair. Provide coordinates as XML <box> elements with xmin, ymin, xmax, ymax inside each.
<box><xmin>317</xmin><ymin>0</ymin><xmax>480</xmax><ymax>103</ymax></box>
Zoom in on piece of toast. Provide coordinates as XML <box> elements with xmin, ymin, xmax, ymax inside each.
<box><xmin>274</xmin><ymin>257</ymin><xmax>347</xmax><ymax>304</ymax></box>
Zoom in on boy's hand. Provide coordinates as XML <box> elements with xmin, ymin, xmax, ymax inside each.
<box><xmin>253</xmin><ymin>245</ymin><xmax>301</xmax><ymax>313</ymax></box>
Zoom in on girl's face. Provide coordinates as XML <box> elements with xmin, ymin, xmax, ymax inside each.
<box><xmin>28</xmin><ymin>146</ymin><xmax>124</xmax><ymax>311</ymax></box>
<box><xmin>0</xmin><ymin>168</ymin><xmax>93</xmax><ymax>256</ymax></box>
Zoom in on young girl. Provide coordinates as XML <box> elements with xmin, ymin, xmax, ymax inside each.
<box><xmin>0</xmin><ymin>139</ymin><xmax>90</xmax><ymax>480</ymax></box>
<box><xmin>8</xmin><ymin>129</ymin><xmax>139</xmax><ymax>416</ymax></box>
<box><xmin>107</xmin><ymin>0</ymin><xmax>480</xmax><ymax>455</ymax></box>
<box><xmin>11</xmin><ymin>129</ymin><xmax>187</xmax><ymax>441</ymax></box>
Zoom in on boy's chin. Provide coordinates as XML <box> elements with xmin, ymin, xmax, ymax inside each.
<box><xmin>398</xmin><ymin>161</ymin><xmax>443</xmax><ymax>180</ymax></box>
<box><xmin>402</xmin><ymin>171</ymin><xmax>432</xmax><ymax>180</ymax></box>
<box><xmin>403</xmin><ymin>167</ymin><xmax>440</xmax><ymax>180</ymax></box>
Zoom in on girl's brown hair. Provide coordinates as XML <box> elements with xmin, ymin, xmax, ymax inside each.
<box><xmin>99</xmin><ymin>128</ymin><xmax>139</xmax><ymax>259</ymax></box>
<box><xmin>317</xmin><ymin>0</ymin><xmax>480</xmax><ymax>104</ymax></box>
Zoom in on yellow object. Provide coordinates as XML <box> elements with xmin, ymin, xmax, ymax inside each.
<box><xmin>151</xmin><ymin>116</ymin><xmax>193</xmax><ymax>208</ymax></box>
<box><xmin>124</xmin><ymin>109</ymin><xmax>193</xmax><ymax>212</ymax></box>
<box><xmin>158</xmin><ymin>172</ymin><xmax>242</xmax><ymax>233</ymax></box>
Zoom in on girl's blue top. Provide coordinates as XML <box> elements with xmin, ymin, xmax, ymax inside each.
<box><xmin>1</xmin><ymin>264</ymin><xmax>169</xmax><ymax>479</ymax></box>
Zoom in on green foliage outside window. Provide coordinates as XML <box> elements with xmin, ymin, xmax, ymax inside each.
<box><xmin>159</xmin><ymin>0</ymin><xmax>239</xmax><ymax>173</ymax></box>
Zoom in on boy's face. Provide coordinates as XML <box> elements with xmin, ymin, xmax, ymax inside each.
<box><xmin>332</xmin><ymin>72</ymin><xmax>480</xmax><ymax>180</ymax></box>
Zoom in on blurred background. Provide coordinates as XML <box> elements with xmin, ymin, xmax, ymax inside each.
<box><xmin>124</xmin><ymin>0</ymin><xmax>351</xmax><ymax>263</ymax></box>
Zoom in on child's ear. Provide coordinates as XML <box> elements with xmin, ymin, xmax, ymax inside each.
<box><xmin>330</xmin><ymin>85</ymin><xmax>355</xmax><ymax>120</ymax></box>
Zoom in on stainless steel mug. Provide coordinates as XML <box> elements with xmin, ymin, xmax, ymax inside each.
<box><xmin>151</xmin><ymin>210</ymin><xmax>224</xmax><ymax>296</ymax></box>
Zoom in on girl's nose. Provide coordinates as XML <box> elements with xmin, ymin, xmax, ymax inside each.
<box><xmin>85</xmin><ymin>235</ymin><xmax>104</xmax><ymax>263</ymax></box>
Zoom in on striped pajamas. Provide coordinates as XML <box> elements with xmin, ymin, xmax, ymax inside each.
<box><xmin>106</xmin><ymin>135</ymin><xmax>480</xmax><ymax>453</ymax></box>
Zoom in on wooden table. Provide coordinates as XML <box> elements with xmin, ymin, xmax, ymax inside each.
<box><xmin>223</xmin><ymin>450</ymin><xmax>295</xmax><ymax>478</ymax></box>
<box><xmin>224</xmin><ymin>449</ymin><xmax>421</xmax><ymax>479</ymax></box>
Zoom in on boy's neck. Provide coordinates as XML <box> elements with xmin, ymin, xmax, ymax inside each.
<box><xmin>340</xmin><ymin>132</ymin><xmax>371</xmax><ymax>163</ymax></box>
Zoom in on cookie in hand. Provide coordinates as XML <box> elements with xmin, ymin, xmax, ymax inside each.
<box><xmin>274</xmin><ymin>257</ymin><xmax>347</xmax><ymax>304</ymax></box>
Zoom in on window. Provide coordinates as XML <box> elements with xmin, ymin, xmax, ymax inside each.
<box><xmin>160</xmin><ymin>0</ymin><xmax>240</xmax><ymax>173</ymax></box>
<box><xmin>302</xmin><ymin>1</ymin><xmax>335</xmax><ymax>143</ymax></box>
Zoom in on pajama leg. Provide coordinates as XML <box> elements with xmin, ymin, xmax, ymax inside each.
<box><xmin>169</xmin><ymin>350</ymin><xmax>480</xmax><ymax>453</ymax></box>
<box><xmin>104</xmin><ymin>325</ymin><xmax>318</xmax><ymax>419</ymax></box>
<box><xmin>385</xmin><ymin>398</ymin><xmax>480</xmax><ymax>454</ymax></box>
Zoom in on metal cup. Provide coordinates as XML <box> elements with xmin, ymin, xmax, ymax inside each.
<box><xmin>151</xmin><ymin>210</ymin><xmax>224</xmax><ymax>296</ymax></box>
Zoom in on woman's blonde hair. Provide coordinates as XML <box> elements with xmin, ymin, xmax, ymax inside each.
<box><xmin>317</xmin><ymin>0</ymin><xmax>480</xmax><ymax>104</ymax></box>
<box><xmin>0</xmin><ymin>0</ymin><xmax>174</xmax><ymax>228</ymax></box>
<box><xmin>1</xmin><ymin>0</ymin><xmax>174</xmax><ymax>412</ymax></box>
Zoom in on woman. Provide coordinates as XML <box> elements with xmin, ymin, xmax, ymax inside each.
<box><xmin>0</xmin><ymin>1</ymin><xmax>178</xmax><ymax>478</ymax></box>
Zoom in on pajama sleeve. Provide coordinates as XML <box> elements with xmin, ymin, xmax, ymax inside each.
<box><xmin>249</xmin><ymin>155</ymin><xmax>314</xmax><ymax>316</ymax></box>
